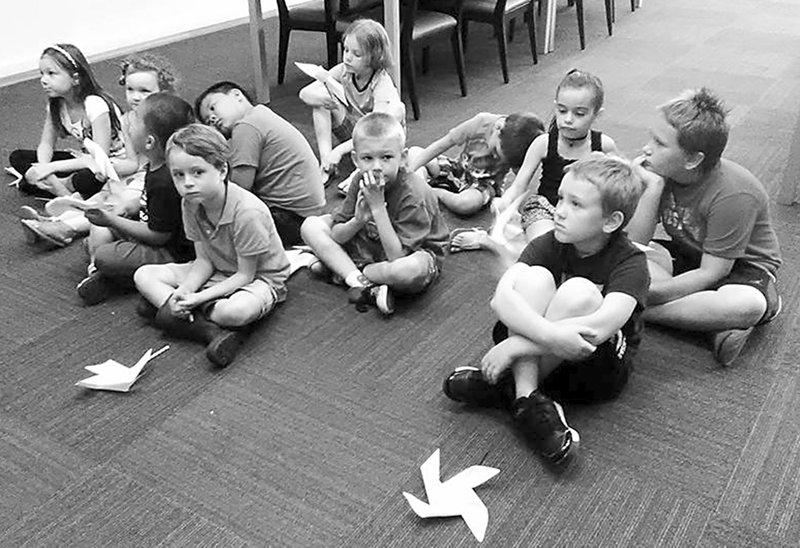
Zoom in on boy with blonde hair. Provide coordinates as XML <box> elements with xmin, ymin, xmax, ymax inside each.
<box><xmin>444</xmin><ymin>154</ymin><xmax>648</xmax><ymax>465</ymax></box>
<box><xmin>628</xmin><ymin>88</ymin><xmax>781</xmax><ymax>367</ymax></box>
<box><xmin>301</xmin><ymin>112</ymin><xmax>449</xmax><ymax>315</ymax></box>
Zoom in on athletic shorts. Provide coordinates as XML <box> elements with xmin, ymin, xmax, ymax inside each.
<box><xmin>656</xmin><ymin>239</ymin><xmax>780</xmax><ymax>324</ymax></box>
<box><xmin>493</xmin><ymin>321</ymin><xmax>633</xmax><ymax>403</ymax></box>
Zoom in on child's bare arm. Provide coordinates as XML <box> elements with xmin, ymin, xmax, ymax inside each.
<box><xmin>86</xmin><ymin>208</ymin><xmax>171</xmax><ymax>246</ymax></box>
<box><xmin>600</xmin><ymin>134</ymin><xmax>619</xmax><ymax>156</ymax></box>
<box><xmin>495</xmin><ymin>134</ymin><xmax>547</xmax><ymax>210</ymax></box>
<box><xmin>362</xmin><ymin>172</ymin><xmax>404</xmax><ymax>260</ymax></box>
<box><xmin>648</xmin><ymin>253</ymin><xmax>734</xmax><ymax>305</ymax></box>
<box><xmin>408</xmin><ymin>134</ymin><xmax>456</xmax><ymax>172</ymax></box>
<box><xmin>626</xmin><ymin>156</ymin><xmax>665</xmax><ymax>244</ymax></box>
<box><xmin>560</xmin><ymin>292</ymin><xmax>637</xmax><ymax>345</ymax></box>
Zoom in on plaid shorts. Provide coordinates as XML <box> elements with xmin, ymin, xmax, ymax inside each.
<box><xmin>520</xmin><ymin>194</ymin><xmax>556</xmax><ymax>231</ymax></box>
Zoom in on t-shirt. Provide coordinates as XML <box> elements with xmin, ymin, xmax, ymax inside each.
<box><xmin>518</xmin><ymin>230</ymin><xmax>650</xmax><ymax>349</ymax></box>
<box><xmin>445</xmin><ymin>112</ymin><xmax>507</xmax><ymax>194</ymax></box>
<box><xmin>182</xmin><ymin>183</ymin><xmax>290</xmax><ymax>301</ymax></box>
<box><xmin>140</xmin><ymin>163</ymin><xmax>193</xmax><ymax>262</ymax></box>
<box><xmin>55</xmin><ymin>95</ymin><xmax>124</xmax><ymax>157</ymax></box>
<box><xmin>229</xmin><ymin>105</ymin><xmax>324</xmax><ymax>216</ymax></box>
<box><xmin>332</xmin><ymin>167</ymin><xmax>449</xmax><ymax>259</ymax></box>
<box><xmin>658</xmin><ymin>158</ymin><xmax>781</xmax><ymax>274</ymax></box>
<box><xmin>329</xmin><ymin>64</ymin><xmax>400</xmax><ymax>118</ymax></box>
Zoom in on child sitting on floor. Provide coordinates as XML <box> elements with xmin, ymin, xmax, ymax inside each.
<box><xmin>300</xmin><ymin>112</ymin><xmax>449</xmax><ymax>315</ymax></box>
<box><xmin>408</xmin><ymin>112</ymin><xmax>544</xmax><ymax>217</ymax></box>
<box><xmin>21</xmin><ymin>53</ymin><xmax>179</xmax><ymax>248</ymax></box>
<box><xmin>195</xmin><ymin>81</ymin><xmax>325</xmax><ymax>246</ymax></box>
<box><xmin>76</xmin><ymin>93</ymin><xmax>195</xmax><ymax>305</ymax></box>
<box><xmin>134</xmin><ymin>124</ymin><xmax>290</xmax><ymax>368</ymax></box>
<box><xmin>9</xmin><ymin>43</ymin><xmax>123</xmax><ymax>199</ymax></box>
<box><xmin>627</xmin><ymin>88</ymin><xmax>782</xmax><ymax>367</ymax></box>
<box><xmin>298</xmin><ymin>18</ymin><xmax>404</xmax><ymax>185</ymax></box>
<box><xmin>451</xmin><ymin>69</ymin><xmax>619</xmax><ymax>260</ymax></box>
<box><xmin>443</xmin><ymin>154</ymin><xmax>648</xmax><ymax>466</ymax></box>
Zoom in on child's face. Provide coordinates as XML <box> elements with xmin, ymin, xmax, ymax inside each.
<box><xmin>641</xmin><ymin>114</ymin><xmax>693</xmax><ymax>182</ymax></box>
<box><xmin>168</xmin><ymin>149</ymin><xmax>227</xmax><ymax>204</ymax></box>
<box><xmin>554</xmin><ymin>86</ymin><xmax>600</xmax><ymax>141</ymax></box>
<box><xmin>39</xmin><ymin>54</ymin><xmax>75</xmax><ymax>98</ymax></box>
<box><xmin>553</xmin><ymin>172</ymin><xmax>612</xmax><ymax>248</ymax></box>
<box><xmin>342</xmin><ymin>35</ymin><xmax>372</xmax><ymax>76</ymax></box>
<box><xmin>351</xmin><ymin>132</ymin><xmax>406</xmax><ymax>184</ymax></box>
<box><xmin>198</xmin><ymin>90</ymin><xmax>247</xmax><ymax>137</ymax></box>
<box><xmin>125</xmin><ymin>70</ymin><xmax>160</xmax><ymax>111</ymax></box>
<box><xmin>486</xmin><ymin>116</ymin><xmax>507</xmax><ymax>160</ymax></box>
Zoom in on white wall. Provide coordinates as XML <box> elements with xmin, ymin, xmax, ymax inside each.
<box><xmin>1</xmin><ymin>0</ymin><xmax>281</xmax><ymax>85</ymax></box>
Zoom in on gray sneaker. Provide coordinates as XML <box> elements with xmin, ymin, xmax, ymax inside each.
<box><xmin>712</xmin><ymin>327</ymin><xmax>754</xmax><ymax>367</ymax></box>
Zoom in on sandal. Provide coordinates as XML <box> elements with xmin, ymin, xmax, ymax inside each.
<box><xmin>449</xmin><ymin>227</ymin><xmax>488</xmax><ymax>253</ymax></box>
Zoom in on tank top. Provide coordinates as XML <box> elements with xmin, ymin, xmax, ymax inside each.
<box><xmin>539</xmin><ymin>125</ymin><xmax>603</xmax><ymax>205</ymax></box>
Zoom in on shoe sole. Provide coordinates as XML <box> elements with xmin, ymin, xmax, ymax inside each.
<box><xmin>76</xmin><ymin>274</ymin><xmax>112</xmax><ymax>306</ymax></box>
<box><xmin>546</xmin><ymin>400</ymin><xmax>581</xmax><ymax>465</ymax></box>
<box><xmin>20</xmin><ymin>219</ymin><xmax>71</xmax><ymax>248</ymax></box>
<box><xmin>20</xmin><ymin>220</ymin><xmax>40</xmax><ymax>245</ymax></box>
<box><xmin>206</xmin><ymin>332</ymin><xmax>244</xmax><ymax>368</ymax></box>
<box><xmin>375</xmin><ymin>285</ymin><xmax>395</xmax><ymax>315</ymax></box>
<box><xmin>20</xmin><ymin>206</ymin><xmax>49</xmax><ymax>222</ymax></box>
<box><xmin>713</xmin><ymin>327</ymin><xmax>754</xmax><ymax>367</ymax></box>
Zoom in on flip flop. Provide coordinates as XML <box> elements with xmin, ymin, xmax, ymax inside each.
<box><xmin>449</xmin><ymin>227</ymin><xmax>488</xmax><ymax>253</ymax></box>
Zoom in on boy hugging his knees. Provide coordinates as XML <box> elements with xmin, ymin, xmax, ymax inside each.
<box><xmin>134</xmin><ymin>124</ymin><xmax>290</xmax><ymax>368</ymax></box>
<box><xmin>300</xmin><ymin>112</ymin><xmax>449</xmax><ymax>315</ymax></box>
<box><xmin>443</xmin><ymin>155</ymin><xmax>648</xmax><ymax>466</ymax></box>
<box><xmin>627</xmin><ymin>88</ymin><xmax>782</xmax><ymax>367</ymax></box>
<box><xmin>408</xmin><ymin>112</ymin><xmax>545</xmax><ymax>217</ymax></box>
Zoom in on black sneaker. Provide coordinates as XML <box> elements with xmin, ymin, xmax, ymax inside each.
<box><xmin>443</xmin><ymin>366</ymin><xmax>513</xmax><ymax>408</ymax></box>
<box><xmin>206</xmin><ymin>329</ymin><xmax>246</xmax><ymax>368</ymax></box>
<box><xmin>135</xmin><ymin>297</ymin><xmax>158</xmax><ymax>321</ymax></box>
<box><xmin>347</xmin><ymin>284</ymin><xmax>394</xmax><ymax>315</ymax></box>
<box><xmin>512</xmin><ymin>390</ymin><xmax>580</xmax><ymax>464</ymax></box>
<box><xmin>76</xmin><ymin>271</ymin><xmax>114</xmax><ymax>305</ymax></box>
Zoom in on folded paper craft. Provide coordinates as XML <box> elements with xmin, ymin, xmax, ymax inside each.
<box><xmin>5</xmin><ymin>166</ymin><xmax>23</xmax><ymax>188</ymax></box>
<box><xmin>76</xmin><ymin>345</ymin><xmax>169</xmax><ymax>392</ymax></box>
<box><xmin>402</xmin><ymin>449</ymin><xmax>499</xmax><ymax>542</ymax></box>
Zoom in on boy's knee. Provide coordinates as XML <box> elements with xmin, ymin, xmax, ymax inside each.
<box><xmin>133</xmin><ymin>264</ymin><xmax>160</xmax><ymax>290</ymax></box>
<box><xmin>555</xmin><ymin>277</ymin><xmax>603</xmax><ymax>314</ymax></box>
<box><xmin>212</xmin><ymin>299</ymin><xmax>259</xmax><ymax>327</ymax></box>
<box><xmin>515</xmin><ymin>265</ymin><xmax>557</xmax><ymax>293</ymax></box>
<box><xmin>300</xmin><ymin>214</ymin><xmax>332</xmax><ymax>244</ymax></box>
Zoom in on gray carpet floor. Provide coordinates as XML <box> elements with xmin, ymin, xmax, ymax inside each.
<box><xmin>2</xmin><ymin>0</ymin><xmax>800</xmax><ymax>545</ymax></box>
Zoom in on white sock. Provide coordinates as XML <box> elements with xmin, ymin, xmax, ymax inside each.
<box><xmin>344</xmin><ymin>270</ymin><xmax>369</xmax><ymax>288</ymax></box>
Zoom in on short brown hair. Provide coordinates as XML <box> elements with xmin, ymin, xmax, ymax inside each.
<box><xmin>566</xmin><ymin>153</ymin><xmax>643</xmax><ymax>230</ymax></box>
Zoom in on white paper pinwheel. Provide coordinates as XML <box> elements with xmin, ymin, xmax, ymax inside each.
<box><xmin>403</xmin><ymin>449</ymin><xmax>499</xmax><ymax>542</ymax></box>
<box><xmin>75</xmin><ymin>346</ymin><xmax>169</xmax><ymax>392</ymax></box>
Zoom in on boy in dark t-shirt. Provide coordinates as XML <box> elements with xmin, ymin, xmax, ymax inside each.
<box><xmin>443</xmin><ymin>155</ymin><xmax>649</xmax><ymax>466</ymax></box>
<box><xmin>301</xmin><ymin>112</ymin><xmax>449</xmax><ymax>316</ymax></box>
<box><xmin>77</xmin><ymin>94</ymin><xmax>195</xmax><ymax>305</ymax></box>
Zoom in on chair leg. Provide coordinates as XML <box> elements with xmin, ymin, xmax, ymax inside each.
<box><xmin>575</xmin><ymin>0</ymin><xmax>585</xmax><ymax>50</ymax></box>
<box><xmin>526</xmin><ymin>2</ymin><xmax>538</xmax><ymax>65</ymax></box>
<box><xmin>495</xmin><ymin>20</ymin><xmax>510</xmax><ymax>84</ymax></box>
<box><xmin>326</xmin><ymin>31</ymin><xmax>339</xmax><ymax>69</ymax></box>
<box><xmin>630</xmin><ymin>0</ymin><xmax>636</xmax><ymax>11</ymax></box>
<box><xmin>605</xmin><ymin>0</ymin><xmax>614</xmax><ymax>35</ymax></box>
<box><xmin>422</xmin><ymin>46</ymin><xmax>430</xmax><ymax>74</ymax></box>
<box><xmin>278</xmin><ymin>25</ymin><xmax>290</xmax><ymax>85</ymax></box>
<box><xmin>452</xmin><ymin>29</ymin><xmax>468</xmax><ymax>97</ymax></box>
<box><xmin>403</xmin><ymin>49</ymin><xmax>420</xmax><ymax>120</ymax></box>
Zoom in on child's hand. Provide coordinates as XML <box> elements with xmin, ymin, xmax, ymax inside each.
<box><xmin>84</xmin><ymin>204</ymin><xmax>116</xmax><ymax>227</ymax></box>
<box><xmin>548</xmin><ymin>323</ymin><xmax>597</xmax><ymax>361</ymax></box>
<box><xmin>632</xmin><ymin>154</ymin><xmax>665</xmax><ymax>192</ymax></box>
<box><xmin>353</xmin><ymin>191</ymin><xmax>372</xmax><ymax>224</ymax></box>
<box><xmin>359</xmin><ymin>170</ymin><xmax>386</xmax><ymax>211</ymax></box>
<box><xmin>169</xmin><ymin>289</ymin><xmax>196</xmax><ymax>318</ymax></box>
<box><xmin>321</xmin><ymin>149</ymin><xmax>342</xmax><ymax>172</ymax></box>
<box><xmin>480</xmin><ymin>338</ymin><xmax>521</xmax><ymax>384</ymax></box>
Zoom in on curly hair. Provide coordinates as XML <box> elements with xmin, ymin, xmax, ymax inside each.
<box><xmin>119</xmin><ymin>53</ymin><xmax>179</xmax><ymax>93</ymax></box>
<box><xmin>498</xmin><ymin>113</ymin><xmax>545</xmax><ymax>169</ymax></box>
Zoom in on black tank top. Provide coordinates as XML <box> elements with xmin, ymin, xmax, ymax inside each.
<box><xmin>539</xmin><ymin>125</ymin><xmax>603</xmax><ymax>205</ymax></box>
